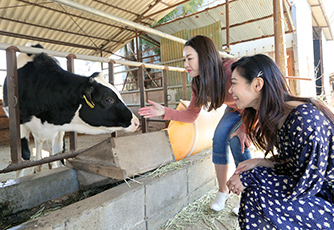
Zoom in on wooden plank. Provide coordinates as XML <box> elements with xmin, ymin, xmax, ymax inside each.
<box><xmin>68</xmin><ymin>130</ymin><xmax>175</xmax><ymax>179</ymax></box>
<box><xmin>113</xmin><ymin>130</ymin><xmax>175</xmax><ymax>176</ymax></box>
<box><xmin>68</xmin><ymin>160</ymin><xmax>126</xmax><ymax>180</ymax></box>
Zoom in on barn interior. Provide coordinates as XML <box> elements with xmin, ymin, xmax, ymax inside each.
<box><xmin>0</xmin><ymin>0</ymin><xmax>333</xmax><ymax>229</ymax></box>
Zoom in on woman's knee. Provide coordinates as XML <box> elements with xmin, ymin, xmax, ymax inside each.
<box><xmin>230</xmin><ymin>136</ymin><xmax>252</xmax><ymax>166</ymax></box>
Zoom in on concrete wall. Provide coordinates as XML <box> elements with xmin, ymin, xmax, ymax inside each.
<box><xmin>1</xmin><ymin>167</ymin><xmax>79</xmax><ymax>216</ymax></box>
<box><xmin>9</xmin><ymin>149</ymin><xmax>216</xmax><ymax>230</ymax></box>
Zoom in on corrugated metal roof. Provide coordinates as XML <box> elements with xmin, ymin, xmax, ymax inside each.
<box><xmin>1</xmin><ymin>0</ymin><xmax>332</xmax><ymax>60</ymax></box>
<box><xmin>309</xmin><ymin>0</ymin><xmax>334</xmax><ymax>40</ymax></box>
<box><xmin>152</xmin><ymin>0</ymin><xmax>333</xmax><ymax>45</ymax></box>
<box><xmin>0</xmin><ymin>0</ymin><xmax>186</xmax><ymax>57</ymax></box>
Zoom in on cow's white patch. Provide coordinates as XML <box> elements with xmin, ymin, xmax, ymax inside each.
<box><xmin>2</xmin><ymin>106</ymin><xmax>9</xmax><ymax>117</ymax></box>
<box><xmin>94</xmin><ymin>73</ymin><xmax>125</xmax><ymax>103</ymax></box>
<box><xmin>17</xmin><ymin>53</ymin><xmax>34</xmax><ymax>69</ymax></box>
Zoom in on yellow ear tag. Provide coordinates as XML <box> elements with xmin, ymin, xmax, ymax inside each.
<box><xmin>83</xmin><ymin>95</ymin><xmax>95</xmax><ymax>109</ymax></box>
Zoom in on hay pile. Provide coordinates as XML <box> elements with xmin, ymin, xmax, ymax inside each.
<box><xmin>146</xmin><ymin>159</ymin><xmax>240</xmax><ymax>230</ymax></box>
<box><xmin>162</xmin><ymin>189</ymin><xmax>240</xmax><ymax>230</ymax></box>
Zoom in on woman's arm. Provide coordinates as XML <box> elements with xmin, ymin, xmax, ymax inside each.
<box><xmin>227</xmin><ymin>158</ymin><xmax>274</xmax><ymax>195</ymax></box>
<box><xmin>234</xmin><ymin>158</ymin><xmax>274</xmax><ymax>175</ymax></box>
<box><xmin>138</xmin><ymin>90</ymin><xmax>201</xmax><ymax>123</ymax></box>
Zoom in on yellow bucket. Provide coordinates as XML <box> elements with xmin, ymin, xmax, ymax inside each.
<box><xmin>166</xmin><ymin>101</ymin><xmax>225</xmax><ymax>161</ymax></box>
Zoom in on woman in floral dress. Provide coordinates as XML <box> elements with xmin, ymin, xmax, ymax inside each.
<box><xmin>226</xmin><ymin>54</ymin><xmax>334</xmax><ymax>229</ymax></box>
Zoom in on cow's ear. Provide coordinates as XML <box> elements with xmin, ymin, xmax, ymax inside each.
<box><xmin>88</xmin><ymin>77</ymin><xmax>95</xmax><ymax>84</ymax></box>
<box><xmin>90</xmin><ymin>72</ymin><xmax>100</xmax><ymax>79</ymax></box>
<box><xmin>83</xmin><ymin>86</ymin><xmax>95</xmax><ymax>109</ymax></box>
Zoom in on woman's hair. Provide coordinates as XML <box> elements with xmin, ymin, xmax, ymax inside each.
<box><xmin>185</xmin><ymin>35</ymin><xmax>226</xmax><ymax>111</ymax></box>
<box><xmin>231</xmin><ymin>54</ymin><xmax>334</xmax><ymax>157</ymax></box>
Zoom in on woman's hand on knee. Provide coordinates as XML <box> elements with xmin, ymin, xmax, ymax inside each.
<box><xmin>230</xmin><ymin>127</ymin><xmax>251</xmax><ymax>153</ymax></box>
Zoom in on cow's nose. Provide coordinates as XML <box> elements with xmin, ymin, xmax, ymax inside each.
<box><xmin>133</xmin><ymin>116</ymin><xmax>140</xmax><ymax>128</ymax></box>
<box><xmin>135</xmin><ymin>119</ymin><xmax>139</xmax><ymax>128</ymax></box>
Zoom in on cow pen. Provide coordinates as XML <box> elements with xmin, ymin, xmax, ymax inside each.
<box><xmin>0</xmin><ymin>43</ymin><xmax>187</xmax><ymax>174</ymax></box>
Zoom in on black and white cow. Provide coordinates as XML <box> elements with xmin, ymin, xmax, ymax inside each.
<box><xmin>3</xmin><ymin>48</ymin><xmax>139</xmax><ymax>176</ymax></box>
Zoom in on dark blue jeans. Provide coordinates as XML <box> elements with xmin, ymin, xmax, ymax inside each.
<box><xmin>212</xmin><ymin>107</ymin><xmax>252</xmax><ymax>167</ymax></box>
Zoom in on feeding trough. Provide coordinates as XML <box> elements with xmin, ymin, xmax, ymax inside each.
<box><xmin>67</xmin><ymin>130</ymin><xmax>175</xmax><ymax>179</ymax></box>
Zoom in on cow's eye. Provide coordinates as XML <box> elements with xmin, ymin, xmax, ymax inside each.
<box><xmin>105</xmin><ymin>97</ymin><xmax>115</xmax><ymax>104</ymax></box>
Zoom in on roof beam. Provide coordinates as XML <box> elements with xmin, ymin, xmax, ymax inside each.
<box><xmin>133</xmin><ymin>0</ymin><xmax>162</xmax><ymax>23</ymax></box>
<box><xmin>19</xmin><ymin>0</ymin><xmax>137</xmax><ymax>33</ymax></box>
<box><xmin>92</xmin><ymin>0</ymin><xmax>154</xmax><ymax>24</ymax></box>
<box><xmin>141</xmin><ymin>0</ymin><xmax>190</xmax><ymax>20</ymax></box>
<box><xmin>0</xmin><ymin>30</ymin><xmax>113</xmax><ymax>54</ymax></box>
<box><xmin>50</xmin><ymin>0</ymin><xmax>233</xmax><ymax>58</ymax></box>
<box><xmin>0</xmin><ymin>16</ymin><xmax>112</xmax><ymax>42</ymax></box>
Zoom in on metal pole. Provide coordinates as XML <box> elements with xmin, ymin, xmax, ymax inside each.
<box><xmin>0</xmin><ymin>150</ymin><xmax>82</xmax><ymax>174</ymax></box>
<box><xmin>163</xmin><ymin>67</ymin><xmax>169</xmax><ymax>128</ymax></box>
<box><xmin>108</xmin><ymin>60</ymin><xmax>115</xmax><ymax>85</ymax></box>
<box><xmin>0</xmin><ymin>43</ymin><xmax>187</xmax><ymax>72</ymax></box>
<box><xmin>5</xmin><ymin>46</ymin><xmax>21</xmax><ymax>164</ymax></box>
<box><xmin>66</xmin><ymin>53</ymin><xmax>78</xmax><ymax>151</ymax></box>
<box><xmin>138</xmin><ymin>65</ymin><xmax>147</xmax><ymax>132</ymax></box>
<box><xmin>108</xmin><ymin>60</ymin><xmax>117</xmax><ymax>138</ymax></box>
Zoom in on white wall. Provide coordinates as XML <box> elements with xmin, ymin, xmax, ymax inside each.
<box><xmin>321</xmin><ymin>30</ymin><xmax>331</xmax><ymax>96</ymax></box>
<box><xmin>230</xmin><ymin>34</ymin><xmax>294</xmax><ymax>58</ymax></box>
<box><xmin>291</xmin><ymin>0</ymin><xmax>316</xmax><ymax>97</ymax></box>
<box><xmin>230</xmin><ymin>0</ymin><xmax>317</xmax><ymax>98</ymax></box>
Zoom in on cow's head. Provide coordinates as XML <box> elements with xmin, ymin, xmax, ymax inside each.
<box><xmin>78</xmin><ymin>73</ymin><xmax>139</xmax><ymax>133</ymax></box>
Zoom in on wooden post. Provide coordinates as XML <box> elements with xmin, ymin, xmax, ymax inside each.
<box><xmin>226</xmin><ymin>0</ymin><xmax>230</xmax><ymax>53</ymax></box>
<box><xmin>6</xmin><ymin>46</ymin><xmax>21</xmax><ymax>164</ymax></box>
<box><xmin>273</xmin><ymin>0</ymin><xmax>288</xmax><ymax>76</ymax></box>
<box><xmin>138</xmin><ymin>65</ymin><xmax>147</xmax><ymax>132</ymax></box>
<box><xmin>66</xmin><ymin>54</ymin><xmax>78</xmax><ymax>151</ymax></box>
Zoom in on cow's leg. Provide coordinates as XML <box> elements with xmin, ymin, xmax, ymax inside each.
<box><xmin>20</xmin><ymin>125</ymin><xmax>31</xmax><ymax>160</ymax></box>
<box><xmin>48</xmin><ymin>131</ymin><xmax>65</xmax><ymax>169</ymax></box>
<box><xmin>33</xmin><ymin>138</ymin><xmax>44</xmax><ymax>173</ymax></box>
<box><xmin>16</xmin><ymin>125</ymin><xmax>31</xmax><ymax>178</ymax></box>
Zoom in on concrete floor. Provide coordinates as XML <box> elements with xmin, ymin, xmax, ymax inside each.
<box><xmin>1</xmin><ymin>126</ymin><xmax>262</xmax><ymax>229</ymax></box>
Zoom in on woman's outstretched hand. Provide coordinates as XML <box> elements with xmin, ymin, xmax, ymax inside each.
<box><xmin>138</xmin><ymin>100</ymin><xmax>166</xmax><ymax>118</ymax></box>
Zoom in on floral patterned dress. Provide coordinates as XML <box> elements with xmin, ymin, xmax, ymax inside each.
<box><xmin>239</xmin><ymin>103</ymin><xmax>334</xmax><ymax>229</ymax></box>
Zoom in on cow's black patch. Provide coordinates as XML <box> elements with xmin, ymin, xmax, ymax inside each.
<box><xmin>3</xmin><ymin>52</ymin><xmax>134</xmax><ymax>127</ymax></box>
<box><xmin>21</xmin><ymin>137</ymin><xmax>30</xmax><ymax>160</ymax></box>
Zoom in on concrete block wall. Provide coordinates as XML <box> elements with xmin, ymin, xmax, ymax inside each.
<box><xmin>13</xmin><ymin>149</ymin><xmax>216</xmax><ymax>230</ymax></box>
<box><xmin>1</xmin><ymin>167</ymin><xmax>79</xmax><ymax>216</ymax></box>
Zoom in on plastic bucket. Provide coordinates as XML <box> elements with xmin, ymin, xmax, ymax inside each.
<box><xmin>166</xmin><ymin>100</ymin><xmax>225</xmax><ymax>161</ymax></box>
